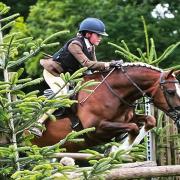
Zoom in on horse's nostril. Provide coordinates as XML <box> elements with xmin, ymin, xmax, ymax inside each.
<box><xmin>167</xmin><ymin>90</ymin><xmax>176</xmax><ymax>95</ymax></box>
<box><xmin>175</xmin><ymin>106</ymin><xmax>180</xmax><ymax>111</ymax></box>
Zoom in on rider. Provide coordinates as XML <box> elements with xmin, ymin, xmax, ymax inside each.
<box><xmin>40</xmin><ymin>17</ymin><xmax>112</xmax><ymax>95</ymax></box>
<box><xmin>33</xmin><ymin>17</ymin><xmax>122</xmax><ymax>136</ymax></box>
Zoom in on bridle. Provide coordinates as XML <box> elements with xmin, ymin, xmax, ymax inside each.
<box><xmin>159</xmin><ymin>72</ymin><xmax>180</xmax><ymax>126</ymax></box>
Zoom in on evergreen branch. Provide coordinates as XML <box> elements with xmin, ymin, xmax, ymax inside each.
<box><xmin>7</xmin><ymin>47</ymin><xmax>41</xmax><ymax>68</ymax></box>
<box><xmin>4</xmin><ymin>34</ymin><xmax>15</xmax><ymax>68</ymax></box>
<box><xmin>40</xmin><ymin>127</ymin><xmax>95</xmax><ymax>154</ymax></box>
<box><xmin>15</xmin><ymin>78</ymin><xmax>32</xmax><ymax>84</ymax></box>
<box><xmin>0</xmin><ymin>20</ymin><xmax>15</xmax><ymax>31</ymax></box>
<box><xmin>15</xmin><ymin>114</ymin><xmax>40</xmax><ymax>134</ymax></box>
<box><xmin>121</xmin><ymin>40</ymin><xmax>130</xmax><ymax>53</ymax></box>
<box><xmin>148</xmin><ymin>38</ymin><xmax>156</xmax><ymax>63</ymax></box>
<box><xmin>150</xmin><ymin>42</ymin><xmax>180</xmax><ymax>65</ymax></box>
<box><xmin>3</xmin><ymin>32</ymin><xmax>21</xmax><ymax>41</ymax></box>
<box><xmin>141</xmin><ymin>16</ymin><xmax>149</xmax><ymax>58</ymax></box>
<box><xmin>13</xmin><ymin>37</ymin><xmax>33</xmax><ymax>43</ymax></box>
<box><xmin>115</xmin><ymin>50</ymin><xmax>140</xmax><ymax>62</ymax></box>
<box><xmin>136</xmin><ymin>48</ymin><xmax>148</xmax><ymax>62</ymax></box>
<box><xmin>164</xmin><ymin>64</ymin><xmax>180</xmax><ymax>71</ymax></box>
<box><xmin>0</xmin><ymin>13</ymin><xmax>19</xmax><ymax>22</ymax></box>
<box><xmin>41</xmin><ymin>42</ymin><xmax>59</xmax><ymax>48</ymax></box>
<box><xmin>41</xmin><ymin>30</ymin><xmax>69</xmax><ymax>44</ymax></box>
<box><xmin>108</xmin><ymin>42</ymin><xmax>140</xmax><ymax>61</ymax></box>
<box><xmin>12</xmin><ymin>78</ymin><xmax>43</xmax><ymax>91</ymax></box>
<box><xmin>0</xmin><ymin>4</ymin><xmax>10</xmax><ymax>15</ymax></box>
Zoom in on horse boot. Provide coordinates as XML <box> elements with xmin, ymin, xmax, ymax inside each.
<box><xmin>54</xmin><ymin>107</ymin><xmax>65</xmax><ymax>117</ymax></box>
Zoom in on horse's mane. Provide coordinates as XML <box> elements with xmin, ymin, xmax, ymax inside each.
<box><xmin>84</xmin><ymin>62</ymin><xmax>163</xmax><ymax>79</ymax></box>
<box><xmin>121</xmin><ymin>62</ymin><xmax>163</xmax><ymax>72</ymax></box>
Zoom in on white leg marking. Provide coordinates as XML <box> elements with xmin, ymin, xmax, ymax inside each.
<box><xmin>116</xmin><ymin>126</ymin><xmax>148</xmax><ymax>152</ymax></box>
<box><xmin>116</xmin><ymin>125</ymin><xmax>149</xmax><ymax>151</ymax></box>
<box><xmin>118</xmin><ymin>136</ymin><xmax>131</xmax><ymax>150</ymax></box>
<box><xmin>131</xmin><ymin>125</ymin><xmax>148</xmax><ymax>147</ymax></box>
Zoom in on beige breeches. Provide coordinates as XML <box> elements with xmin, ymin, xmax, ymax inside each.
<box><xmin>43</xmin><ymin>69</ymin><xmax>68</xmax><ymax>96</ymax></box>
<box><xmin>38</xmin><ymin>69</ymin><xmax>69</xmax><ymax>123</ymax></box>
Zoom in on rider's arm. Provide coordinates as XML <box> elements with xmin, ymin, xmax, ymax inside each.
<box><xmin>68</xmin><ymin>41</ymin><xmax>109</xmax><ymax>70</ymax></box>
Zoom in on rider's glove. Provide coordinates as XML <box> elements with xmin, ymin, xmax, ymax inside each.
<box><xmin>110</xmin><ymin>60</ymin><xmax>124</xmax><ymax>68</ymax></box>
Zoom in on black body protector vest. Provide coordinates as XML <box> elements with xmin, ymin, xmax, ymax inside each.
<box><xmin>53</xmin><ymin>37</ymin><xmax>93</xmax><ymax>74</ymax></box>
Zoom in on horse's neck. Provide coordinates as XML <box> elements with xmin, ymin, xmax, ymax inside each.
<box><xmin>109</xmin><ymin>68</ymin><xmax>161</xmax><ymax>100</ymax></box>
<box><xmin>84</xmin><ymin>68</ymin><xmax>161</xmax><ymax>101</ymax></box>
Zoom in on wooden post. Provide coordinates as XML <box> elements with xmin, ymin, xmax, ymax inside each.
<box><xmin>105</xmin><ymin>165</ymin><xmax>180</xmax><ymax>180</ymax></box>
<box><xmin>53</xmin><ymin>161</ymin><xmax>157</xmax><ymax>179</ymax></box>
<box><xmin>166</xmin><ymin>115</ymin><xmax>172</xmax><ymax>165</ymax></box>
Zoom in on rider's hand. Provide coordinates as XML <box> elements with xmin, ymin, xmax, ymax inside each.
<box><xmin>110</xmin><ymin>60</ymin><xmax>124</xmax><ymax>68</ymax></box>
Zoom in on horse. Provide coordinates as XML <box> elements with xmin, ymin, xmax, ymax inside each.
<box><xmin>32</xmin><ymin>62</ymin><xmax>180</xmax><ymax>152</ymax></box>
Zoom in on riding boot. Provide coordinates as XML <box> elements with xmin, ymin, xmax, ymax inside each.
<box><xmin>29</xmin><ymin>109</ymin><xmax>56</xmax><ymax>137</ymax></box>
<box><xmin>28</xmin><ymin>122</ymin><xmax>46</xmax><ymax>137</ymax></box>
<box><xmin>30</xmin><ymin>69</ymin><xmax>69</xmax><ymax>137</ymax></box>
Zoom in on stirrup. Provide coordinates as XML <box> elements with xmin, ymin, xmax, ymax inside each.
<box><xmin>44</xmin><ymin>89</ymin><xmax>54</xmax><ymax>98</ymax></box>
<box><xmin>72</xmin><ymin>121</ymin><xmax>79</xmax><ymax>129</ymax></box>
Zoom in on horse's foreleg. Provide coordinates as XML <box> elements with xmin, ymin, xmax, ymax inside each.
<box><xmin>117</xmin><ymin>114</ymin><xmax>156</xmax><ymax>151</ymax></box>
<box><xmin>98</xmin><ymin>121</ymin><xmax>139</xmax><ymax>137</ymax></box>
<box><xmin>97</xmin><ymin>121</ymin><xmax>139</xmax><ymax>150</ymax></box>
<box><xmin>128</xmin><ymin>114</ymin><xmax>156</xmax><ymax>147</ymax></box>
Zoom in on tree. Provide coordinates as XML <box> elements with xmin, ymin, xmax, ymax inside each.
<box><xmin>0</xmin><ymin>3</ymin><xmax>96</xmax><ymax>178</ymax></box>
<box><xmin>1</xmin><ymin>0</ymin><xmax>37</xmax><ymax>19</ymax></box>
<box><xmin>18</xmin><ymin>0</ymin><xmax>180</xmax><ymax>77</ymax></box>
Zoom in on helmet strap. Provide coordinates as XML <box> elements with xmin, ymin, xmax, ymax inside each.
<box><xmin>85</xmin><ymin>32</ymin><xmax>93</xmax><ymax>45</ymax></box>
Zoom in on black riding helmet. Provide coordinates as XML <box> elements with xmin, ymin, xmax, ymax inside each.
<box><xmin>79</xmin><ymin>17</ymin><xmax>108</xmax><ymax>36</ymax></box>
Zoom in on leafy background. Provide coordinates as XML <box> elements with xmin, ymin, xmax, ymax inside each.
<box><xmin>2</xmin><ymin>0</ymin><xmax>180</xmax><ymax>79</ymax></box>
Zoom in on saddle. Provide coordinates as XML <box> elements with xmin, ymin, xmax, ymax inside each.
<box><xmin>43</xmin><ymin>89</ymin><xmax>83</xmax><ymax>130</ymax></box>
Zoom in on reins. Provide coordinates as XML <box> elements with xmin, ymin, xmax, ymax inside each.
<box><xmin>79</xmin><ymin>68</ymin><xmax>116</xmax><ymax>105</ymax></box>
<box><xmin>102</xmin><ymin>74</ymin><xmax>136</xmax><ymax>107</ymax></box>
<box><xmin>103</xmin><ymin>65</ymin><xmax>153</xmax><ymax>108</ymax></box>
<box><xmin>79</xmin><ymin>66</ymin><xmax>154</xmax><ymax>107</ymax></box>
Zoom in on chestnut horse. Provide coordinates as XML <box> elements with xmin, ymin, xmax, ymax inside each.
<box><xmin>33</xmin><ymin>62</ymin><xmax>180</xmax><ymax>152</ymax></box>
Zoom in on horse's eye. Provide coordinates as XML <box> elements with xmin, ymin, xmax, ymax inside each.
<box><xmin>166</xmin><ymin>89</ymin><xmax>176</xmax><ymax>96</ymax></box>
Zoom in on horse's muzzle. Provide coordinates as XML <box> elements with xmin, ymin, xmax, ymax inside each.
<box><xmin>174</xmin><ymin>106</ymin><xmax>180</xmax><ymax>111</ymax></box>
<box><xmin>167</xmin><ymin>106</ymin><xmax>180</xmax><ymax>128</ymax></box>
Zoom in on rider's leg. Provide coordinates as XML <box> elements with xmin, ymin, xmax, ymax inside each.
<box><xmin>32</xmin><ymin>70</ymin><xmax>69</xmax><ymax>136</ymax></box>
<box><xmin>43</xmin><ymin>69</ymin><xmax>68</xmax><ymax>96</ymax></box>
<box><xmin>38</xmin><ymin>69</ymin><xmax>69</xmax><ymax>123</ymax></box>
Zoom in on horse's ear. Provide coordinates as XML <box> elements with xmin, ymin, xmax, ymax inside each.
<box><xmin>165</xmin><ymin>69</ymin><xmax>174</xmax><ymax>79</ymax></box>
<box><xmin>174</xmin><ymin>70</ymin><xmax>180</xmax><ymax>77</ymax></box>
